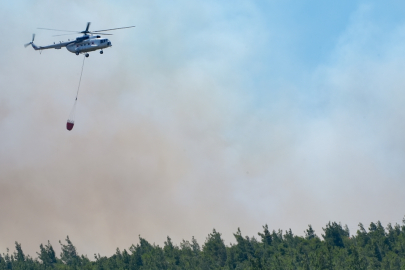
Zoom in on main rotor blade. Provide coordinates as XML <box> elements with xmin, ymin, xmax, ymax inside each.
<box><xmin>52</xmin><ymin>33</ymin><xmax>80</xmax><ymax>37</ymax></box>
<box><xmin>52</xmin><ymin>32</ymin><xmax>114</xmax><ymax>37</ymax></box>
<box><xmin>89</xmin><ymin>32</ymin><xmax>113</xmax><ymax>35</ymax></box>
<box><xmin>91</xmin><ymin>26</ymin><xmax>135</xmax><ymax>33</ymax></box>
<box><xmin>38</xmin><ymin>27</ymin><xmax>78</xmax><ymax>33</ymax></box>
<box><xmin>85</xmin><ymin>22</ymin><xmax>91</xmax><ymax>32</ymax></box>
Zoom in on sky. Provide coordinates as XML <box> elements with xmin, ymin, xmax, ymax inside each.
<box><xmin>1</xmin><ymin>0</ymin><xmax>405</xmax><ymax>257</ymax></box>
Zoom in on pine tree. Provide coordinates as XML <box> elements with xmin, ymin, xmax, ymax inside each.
<box><xmin>322</xmin><ymin>222</ymin><xmax>348</xmax><ymax>248</ymax></box>
<box><xmin>305</xmin><ymin>225</ymin><xmax>316</xmax><ymax>240</ymax></box>
<box><xmin>59</xmin><ymin>236</ymin><xmax>81</xmax><ymax>267</ymax></box>
<box><xmin>202</xmin><ymin>229</ymin><xmax>227</xmax><ymax>268</ymax></box>
<box><xmin>14</xmin><ymin>242</ymin><xmax>25</xmax><ymax>262</ymax></box>
<box><xmin>37</xmin><ymin>241</ymin><xmax>57</xmax><ymax>266</ymax></box>
<box><xmin>258</xmin><ymin>224</ymin><xmax>272</xmax><ymax>246</ymax></box>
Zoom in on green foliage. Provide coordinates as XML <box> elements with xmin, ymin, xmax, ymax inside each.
<box><xmin>3</xmin><ymin>218</ymin><xmax>405</xmax><ymax>269</ymax></box>
<box><xmin>37</xmin><ymin>240</ymin><xmax>57</xmax><ymax>267</ymax></box>
<box><xmin>14</xmin><ymin>242</ymin><xmax>25</xmax><ymax>262</ymax></box>
<box><xmin>322</xmin><ymin>222</ymin><xmax>349</xmax><ymax>248</ymax></box>
<box><xmin>257</xmin><ymin>224</ymin><xmax>272</xmax><ymax>246</ymax></box>
<box><xmin>59</xmin><ymin>236</ymin><xmax>81</xmax><ymax>268</ymax></box>
<box><xmin>305</xmin><ymin>225</ymin><xmax>317</xmax><ymax>240</ymax></box>
<box><xmin>202</xmin><ymin>229</ymin><xmax>227</xmax><ymax>269</ymax></box>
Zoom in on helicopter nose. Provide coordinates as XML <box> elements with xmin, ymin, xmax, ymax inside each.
<box><xmin>108</xmin><ymin>41</ymin><xmax>112</xmax><ymax>46</ymax></box>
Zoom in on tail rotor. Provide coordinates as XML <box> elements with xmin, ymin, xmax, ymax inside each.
<box><xmin>24</xmin><ymin>34</ymin><xmax>35</xmax><ymax>48</ymax></box>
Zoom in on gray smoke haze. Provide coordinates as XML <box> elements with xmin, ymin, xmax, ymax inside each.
<box><xmin>1</xmin><ymin>0</ymin><xmax>405</xmax><ymax>257</ymax></box>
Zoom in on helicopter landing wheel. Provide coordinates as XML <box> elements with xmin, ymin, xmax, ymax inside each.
<box><xmin>75</xmin><ymin>52</ymin><xmax>79</xmax><ymax>55</ymax></box>
<box><xmin>100</xmin><ymin>50</ymin><xmax>103</xmax><ymax>54</ymax></box>
<box><xmin>85</xmin><ymin>53</ymin><xmax>89</xmax><ymax>58</ymax></box>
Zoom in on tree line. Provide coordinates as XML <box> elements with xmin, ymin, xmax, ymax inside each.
<box><xmin>1</xmin><ymin>218</ymin><xmax>405</xmax><ymax>269</ymax></box>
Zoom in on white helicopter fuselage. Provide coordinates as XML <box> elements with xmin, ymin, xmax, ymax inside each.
<box><xmin>29</xmin><ymin>35</ymin><xmax>112</xmax><ymax>55</ymax></box>
<box><xmin>67</xmin><ymin>36</ymin><xmax>112</xmax><ymax>54</ymax></box>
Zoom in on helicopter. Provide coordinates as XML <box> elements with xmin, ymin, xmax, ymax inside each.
<box><xmin>24</xmin><ymin>22</ymin><xmax>135</xmax><ymax>57</ymax></box>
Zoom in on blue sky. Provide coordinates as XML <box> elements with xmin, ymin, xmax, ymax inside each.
<box><xmin>1</xmin><ymin>0</ymin><xmax>405</xmax><ymax>257</ymax></box>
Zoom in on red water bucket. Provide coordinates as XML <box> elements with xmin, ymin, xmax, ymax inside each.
<box><xmin>66</xmin><ymin>120</ymin><xmax>74</xmax><ymax>131</ymax></box>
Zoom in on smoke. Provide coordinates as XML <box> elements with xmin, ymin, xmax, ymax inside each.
<box><xmin>1</xmin><ymin>0</ymin><xmax>405</xmax><ymax>257</ymax></box>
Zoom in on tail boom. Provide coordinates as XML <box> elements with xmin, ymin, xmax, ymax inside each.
<box><xmin>24</xmin><ymin>33</ymin><xmax>72</xmax><ymax>51</ymax></box>
<box><xmin>31</xmin><ymin>43</ymin><xmax>40</xmax><ymax>50</ymax></box>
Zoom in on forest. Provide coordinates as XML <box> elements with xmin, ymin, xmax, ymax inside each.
<box><xmin>1</xmin><ymin>219</ymin><xmax>405</xmax><ymax>269</ymax></box>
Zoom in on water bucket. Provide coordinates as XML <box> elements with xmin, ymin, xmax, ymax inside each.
<box><xmin>66</xmin><ymin>120</ymin><xmax>74</xmax><ymax>131</ymax></box>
